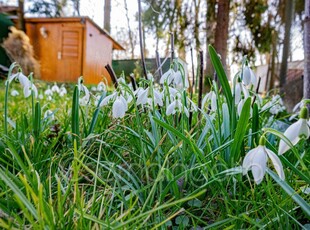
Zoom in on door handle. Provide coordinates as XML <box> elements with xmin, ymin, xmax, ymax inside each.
<box><xmin>58</xmin><ymin>52</ymin><xmax>62</xmax><ymax>60</ymax></box>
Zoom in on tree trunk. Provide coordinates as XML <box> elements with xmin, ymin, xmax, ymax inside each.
<box><xmin>279</xmin><ymin>0</ymin><xmax>294</xmax><ymax>91</ymax></box>
<box><xmin>214</xmin><ymin>0</ymin><xmax>230</xmax><ymax>70</ymax></box>
<box><xmin>18</xmin><ymin>0</ymin><xmax>26</xmax><ymax>32</ymax></box>
<box><xmin>104</xmin><ymin>0</ymin><xmax>111</xmax><ymax>33</ymax></box>
<box><xmin>304</xmin><ymin>0</ymin><xmax>310</xmax><ymax>101</ymax></box>
<box><xmin>124</xmin><ymin>0</ymin><xmax>134</xmax><ymax>59</ymax></box>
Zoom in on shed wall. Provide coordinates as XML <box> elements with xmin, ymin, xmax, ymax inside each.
<box><xmin>83</xmin><ymin>20</ymin><xmax>112</xmax><ymax>84</ymax></box>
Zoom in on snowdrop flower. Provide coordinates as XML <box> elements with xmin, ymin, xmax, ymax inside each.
<box><xmin>201</xmin><ymin>91</ymin><xmax>217</xmax><ymax>111</ymax></box>
<box><xmin>59</xmin><ymin>85</ymin><xmax>67</xmax><ymax>97</ymax></box>
<box><xmin>153</xmin><ymin>89</ymin><xmax>163</xmax><ymax>106</ymax></box>
<box><xmin>166</xmin><ymin>97</ymin><xmax>189</xmax><ymax>117</ymax></box>
<box><xmin>136</xmin><ymin>87</ymin><xmax>149</xmax><ymax>105</ymax></box>
<box><xmin>44</xmin><ymin>87</ymin><xmax>53</xmax><ymax>96</ymax></box>
<box><xmin>112</xmin><ymin>95</ymin><xmax>128</xmax><ymax>118</ymax></box>
<box><xmin>147</xmin><ymin>72</ymin><xmax>154</xmax><ymax>81</ymax></box>
<box><xmin>99</xmin><ymin>92</ymin><xmax>117</xmax><ymax>107</ymax></box>
<box><xmin>44</xmin><ymin>110</ymin><xmax>55</xmax><ymax>121</ymax></box>
<box><xmin>160</xmin><ymin>69</ymin><xmax>174</xmax><ymax>84</ymax></box>
<box><xmin>234</xmin><ymin>78</ymin><xmax>249</xmax><ymax>105</ymax></box>
<box><xmin>278</xmin><ymin>107</ymin><xmax>310</xmax><ymax>155</ymax></box>
<box><xmin>51</xmin><ymin>83</ymin><xmax>60</xmax><ymax>93</ymax></box>
<box><xmin>78</xmin><ymin>77</ymin><xmax>90</xmax><ymax>106</ymax></box>
<box><xmin>8</xmin><ymin>72</ymin><xmax>38</xmax><ymax>98</ymax></box>
<box><xmin>97</xmin><ymin>81</ymin><xmax>106</xmax><ymax>92</ymax></box>
<box><xmin>243</xmin><ymin>66</ymin><xmax>257</xmax><ymax>87</ymax></box>
<box><xmin>174</xmin><ymin>70</ymin><xmax>189</xmax><ymax>89</ymax></box>
<box><xmin>11</xmin><ymin>89</ymin><xmax>19</xmax><ymax>96</ymax></box>
<box><xmin>243</xmin><ymin>136</ymin><xmax>285</xmax><ymax>185</ymax></box>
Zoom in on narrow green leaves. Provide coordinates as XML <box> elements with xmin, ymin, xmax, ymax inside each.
<box><xmin>267</xmin><ymin>169</ymin><xmax>310</xmax><ymax>217</ymax></box>
<box><xmin>33</xmin><ymin>101</ymin><xmax>41</xmax><ymax>138</ymax></box>
<box><xmin>231</xmin><ymin>97</ymin><xmax>251</xmax><ymax>163</ymax></box>
<box><xmin>72</xmin><ymin>85</ymin><xmax>80</xmax><ymax>146</ymax></box>
<box><xmin>208</xmin><ymin>45</ymin><xmax>233</xmax><ymax>112</ymax></box>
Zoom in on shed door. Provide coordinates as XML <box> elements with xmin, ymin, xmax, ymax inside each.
<box><xmin>57</xmin><ymin>27</ymin><xmax>83</xmax><ymax>82</ymax></box>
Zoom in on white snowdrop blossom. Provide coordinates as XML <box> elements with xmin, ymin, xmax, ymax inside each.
<box><xmin>11</xmin><ymin>89</ymin><xmax>19</xmax><ymax>96</ymax></box>
<box><xmin>278</xmin><ymin>107</ymin><xmax>310</xmax><ymax>155</ymax></box>
<box><xmin>7</xmin><ymin>72</ymin><xmax>38</xmax><ymax>98</ymax></box>
<box><xmin>59</xmin><ymin>85</ymin><xmax>67</xmax><ymax>97</ymax></box>
<box><xmin>160</xmin><ymin>69</ymin><xmax>175</xmax><ymax>85</ymax></box>
<box><xmin>243</xmin><ymin>66</ymin><xmax>257</xmax><ymax>87</ymax></box>
<box><xmin>112</xmin><ymin>95</ymin><xmax>128</xmax><ymax>118</ymax></box>
<box><xmin>202</xmin><ymin>91</ymin><xmax>217</xmax><ymax>111</ymax></box>
<box><xmin>261</xmin><ymin>95</ymin><xmax>285</xmax><ymax>115</ymax></box>
<box><xmin>166</xmin><ymin>97</ymin><xmax>189</xmax><ymax>117</ymax></box>
<box><xmin>147</xmin><ymin>72</ymin><xmax>154</xmax><ymax>81</ymax></box>
<box><xmin>78</xmin><ymin>78</ymin><xmax>90</xmax><ymax>106</ymax></box>
<box><xmin>153</xmin><ymin>89</ymin><xmax>163</xmax><ymax>107</ymax></box>
<box><xmin>99</xmin><ymin>92</ymin><xmax>117</xmax><ymax>107</ymax></box>
<box><xmin>243</xmin><ymin>137</ymin><xmax>285</xmax><ymax>185</ymax></box>
<box><xmin>97</xmin><ymin>82</ymin><xmax>106</xmax><ymax>92</ymax></box>
<box><xmin>234</xmin><ymin>79</ymin><xmax>249</xmax><ymax>105</ymax></box>
<box><xmin>44</xmin><ymin>87</ymin><xmax>53</xmax><ymax>96</ymax></box>
<box><xmin>136</xmin><ymin>87</ymin><xmax>149</xmax><ymax>105</ymax></box>
<box><xmin>44</xmin><ymin>110</ymin><xmax>55</xmax><ymax>121</ymax></box>
<box><xmin>51</xmin><ymin>83</ymin><xmax>60</xmax><ymax>93</ymax></box>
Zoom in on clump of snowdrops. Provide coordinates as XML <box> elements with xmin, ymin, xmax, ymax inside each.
<box><xmin>0</xmin><ymin>46</ymin><xmax>309</xmax><ymax>229</ymax></box>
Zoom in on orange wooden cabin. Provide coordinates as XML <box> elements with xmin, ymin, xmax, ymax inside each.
<box><xmin>23</xmin><ymin>17</ymin><xmax>124</xmax><ymax>84</ymax></box>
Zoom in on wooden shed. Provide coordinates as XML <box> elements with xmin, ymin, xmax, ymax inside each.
<box><xmin>23</xmin><ymin>17</ymin><xmax>124</xmax><ymax>84</ymax></box>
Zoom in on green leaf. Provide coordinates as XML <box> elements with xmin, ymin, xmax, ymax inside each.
<box><xmin>72</xmin><ymin>85</ymin><xmax>80</xmax><ymax>146</ymax></box>
<box><xmin>0</xmin><ymin>167</ymin><xmax>38</xmax><ymax>220</ymax></box>
<box><xmin>267</xmin><ymin>168</ymin><xmax>310</xmax><ymax>217</ymax></box>
<box><xmin>231</xmin><ymin>97</ymin><xmax>251</xmax><ymax>163</ymax></box>
<box><xmin>208</xmin><ymin>45</ymin><xmax>233</xmax><ymax>112</ymax></box>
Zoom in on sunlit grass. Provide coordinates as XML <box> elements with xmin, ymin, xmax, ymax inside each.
<box><xmin>0</xmin><ymin>50</ymin><xmax>309</xmax><ymax>229</ymax></box>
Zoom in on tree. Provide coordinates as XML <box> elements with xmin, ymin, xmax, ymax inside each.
<box><xmin>28</xmin><ymin>0</ymin><xmax>70</xmax><ymax>17</ymax></box>
<box><xmin>124</xmin><ymin>0</ymin><xmax>135</xmax><ymax>58</ymax></box>
<box><xmin>304</xmin><ymin>0</ymin><xmax>310</xmax><ymax>100</ymax></box>
<box><xmin>279</xmin><ymin>0</ymin><xmax>294</xmax><ymax>91</ymax></box>
<box><xmin>18</xmin><ymin>0</ymin><xmax>26</xmax><ymax>32</ymax></box>
<box><xmin>214</xmin><ymin>0</ymin><xmax>230</xmax><ymax>70</ymax></box>
<box><xmin>104</xmin><ymin>0</ymin><xmax>111</xmax><ymax>33</ymax></box>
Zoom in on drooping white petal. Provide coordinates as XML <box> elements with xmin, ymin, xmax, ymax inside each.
<box><xmin>250</xmin><ymin>68</ymin><xmax>257</xmax><ymax>88</ymax></box>
<box><xmin>242</xmin><ymin>66</ymin><xmax>251</xmax><ymax>85</ymax></box>
<box><xmin>112</xmin><ymin>97</ymin><xmax>126</xmax><ymax>118</ymax></box>
<box><xmin>237</xmin><ymin>99</ymin><xmax>244</xmax><ymax>116</ymax></box>
<box><xmin>31</xmin><ymin>84</ymin><xmax>38</xmax><ymax>98</ymax></box>
<box><xmin>201</xmin><ymin>93</ymin><xmax>210</xmax><ymax>108</ymax></box>
<box><xmin>51</xmin><ymin>83</ymin><xmax>60</xmax><ymax>93</ymax></box>
<box><xmin>7</xmin><ymin>72</ymin><xmax>19</xmax><ymax>84</ymax></box>
<box><xmin>242</xmin><ymin>147</ymin><xmax>259</xmax><ymax>175</ymax></box>
<box><xmin>278</xmin><ymin>119</ymin><xmax>303</xmax><ymax>155</ymax></box>
<box><xmin>136</xmin><ymin>88</ymin><xmax>148</xmax><ymax>105</ymax></box>
<box><xmin>99</xmin><ymin>92</ymin><xmax>117</xmax><ymax>107</ymax></box>
<box><xmin>234</xmin><ymin>83</ymin><xmax>241</xmax><ymax>105</ymax></box>
<box><xmin>265</xmin><ymin>148</ymin><xmax>285</xmax><ymax>180</ymax></box>
<box><xmin>173</xmin><ymin>70</ymin><xmax>182</xmax><ymax>85</ymax></box>
<box><xmin>242</xmin><ymin>146</ymin><xmax>267</xmax><ymax>184</ymax></box>
<box><xmin>11</xmin><ymin>89</ymin><xmax>19</xmax><ymax>96</ymax></box>
<box><xmin>119</xmin><ymin>95</ymin><xmax>128</xmax><ymax>111</ymax></box>
<box><xmin>211</xmin><ymin>92</ymin><xmax>217</xmax><ymax>111</ymax></box>
<box><xmin>251</xmin><ymin>146</ymin><xmax>267</xmax><ymax>184</ymax></box>
<box><xmin>299</xmin><ymin>119</ymin><xmax>310</xmax><ymax>139</ymax></box>
<box><xmin>160</xmin><ymin>69</ymin><xmax>173</xmax><ymax>84</ymax></box>
<box><xmin>166</xmin><ymin>101</ymin><xmax>176</xmax><ymax>115</ymax></box>
<box><xmin>154</xmin><ymin>89</ymin><xmax>163</xmax><ymax>106</ymax></box>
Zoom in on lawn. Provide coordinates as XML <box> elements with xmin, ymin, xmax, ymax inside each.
<box><xmin>0</xmin><ymin>47</ymin><xmax>309</xmax><ymax>229</ymax></box>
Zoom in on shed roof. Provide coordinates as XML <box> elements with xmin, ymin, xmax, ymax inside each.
<box><xmin>24</xmin><ymin>16</ymin><xmax>125</xmax><ymax>50</ymax></box>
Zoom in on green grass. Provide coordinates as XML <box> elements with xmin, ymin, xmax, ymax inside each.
<box><xmin>0</xmin><ymin>48</ymin><xmax>309</xmax><ymax>229</ymax></box>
